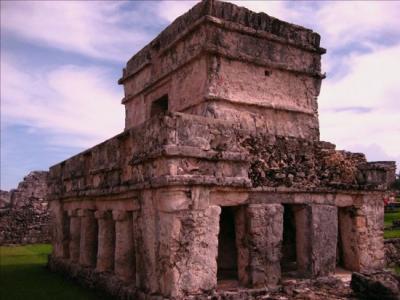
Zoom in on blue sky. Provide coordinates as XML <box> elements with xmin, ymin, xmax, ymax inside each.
<box><xmin>1</xmin><ymin>0</ymin><xmax>400</xmax><ymax>190</ymax></box>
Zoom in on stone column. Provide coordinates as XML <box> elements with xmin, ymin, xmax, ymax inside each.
<box><xmin>158</xmin><ymin>205</ymin><xmax>221</xmax><ymax>298</ymax></box>
<box><xmin>95</xmin><ymin>210</ymin><xmax>115</xmax><ymax>272</ymax></box>
<box><xmin>78</xmin><ymin>209</ymin><xmax>98</xmax><ymax>267</ymax></box>
<box><xmin>309</xmin><ymin>204</ymin><xmax>338</xmax><ymax>277</ymax></box>
<box><xmin>293</xmin><ymin>205</ymin><xmax>312</xmax><ymax>277</ymax></box>
<box><xmin>113</xmin><ymin>210</ymin><xmax>135</xmax><ymax>281</ymax></box>
<box><xmin>235</xmin><ymin>206</ymin><xmax>250</xmax><ymax>286</ymax></box>
<box><xmin>338</xmin><ymin>207</ymin><xmax>360</xmax><ymax>271</ymax></box>
<box><xmin>61</xmin><ymin>211</ymin><xmax>70</xmax><ymax>258</ymax></box>
<box><xmin>49</xmin><ymin>200</ymin><xmax>69</xmax><ymax>258</ymax></box>
<box><xmin>247</xmin><ymin>204</ymin><xmax>283</xmax><ymax>287</ymax></box>
<box><xmin>68</xmin><ymin>209</ymin><xmax>81</xmax><ymax>263</ymax></box>
<box><xmin>356</xmin><ymin>193</ymin><xmax>385</xmax><ymax>271</ymax></box>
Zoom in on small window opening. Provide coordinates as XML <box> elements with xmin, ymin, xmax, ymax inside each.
<box><xmin>217</xmin><ymin>207</ymin><xmax>238</xmax><ymax>282</ymax></box>
<box><xmin>150</xmin><ymin>94</ymin><xmax>169</xmax><ymax>117</ymax></box>
<box><xmin>264</xmin><ymin>70</ymin><xmax>272</xmax><ymax>76</ymax></box>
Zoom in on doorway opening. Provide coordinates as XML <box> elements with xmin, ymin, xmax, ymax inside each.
<box><xmin>281</xmin><ymin>204</ymin><xmax>297</xmax><ymax>276</ymax></box>
<box><xmin>217</xmin><ymin>206</ymin><xmax>239</xmax><ymax>282</ymax></box>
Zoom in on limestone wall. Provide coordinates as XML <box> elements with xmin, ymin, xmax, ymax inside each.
<box><xmin>48</xmin><ymin>113</ymin><xmax>394</xmax><ymax>202</ymax></box>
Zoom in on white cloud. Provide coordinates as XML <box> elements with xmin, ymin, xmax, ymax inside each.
<box><xmin>316</xmin><ymin>2</ymin><xmax>400</xmax><ymax>49</ymax></box>
<box><xmin>156</xmin><ymin>1</ymin><xmax>297</xmax><ymax>25</ymax></box>
<box><xmin>156</xmin><ymin>1</ymin><xmax>199</xmax><ymax>23</ymax></box>
<box><xmin>319</xmin><ymin>44</ymin><xmax>400</xmax><ymax>167</ymax></box>
<box><xmin>230</xmin><ymin>1</ymin><xmax>301</xmax><ymax>21</ymax></box>
<box><xmin>1</xmin><ymin>53</ymin><xmax>124</xmax><ymax>148</ymax></box>
<box><xmin>1</xmin><ymin>1</ymin><xmax>151</xmax><ymax>62</ymax></box>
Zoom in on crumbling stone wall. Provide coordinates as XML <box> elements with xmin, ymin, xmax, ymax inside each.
<box><xmin>242</xmin><ymin>134</ymin><xmax>395</xmax><ymax>190</ymax></box>
<box><xmin>0</xmin><ymin>171</ymin><xmax>50</xmax><ymax>245</ymax></box>
<box><xmin>0</xmin><ymin>190</ymin><xmax>10</xmax><ymax>209</ymax></box>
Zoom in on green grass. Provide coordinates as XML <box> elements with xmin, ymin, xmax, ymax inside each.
<box><xmin>384</xmin><ymin>211</ymin><xmax>400</xmax><ymax>239</ymax></box>
<box><xmin>0</xmin><ymin>244</ymin><xmax>113</xmax><ymax>300</ymax></box>
<box><xmin>384</xmin><ymin>229</ymin><xmax>400</xmax><ymax>239</ymax></box>
<box><xmin>384</xmin><ymin>211</ymin><xmax>400</xmax><ymax>227</ymax></box>
<box><xmin>395</xmin><ymin>266</ymin><xmax>400</xmax><ymax>275</ymax></box>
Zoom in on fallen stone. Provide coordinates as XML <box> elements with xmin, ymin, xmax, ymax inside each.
<box><xmin>350</xmin><ymin>270</ymin><xmax>400</xmax><ymax>300</ymax></box>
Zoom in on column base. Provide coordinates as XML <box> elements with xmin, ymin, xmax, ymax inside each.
<box><xmin>47</xmin><ymin>255</ymin><xmax>278</xmax><ymax>300</ymax></box>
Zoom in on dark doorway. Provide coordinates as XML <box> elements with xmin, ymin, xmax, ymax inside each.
<box><xmin>281</xmin><ymin>204</ymin><xmax>297</xmax><ymax>275</ymax></box>
<box><xmin>150</xmin><ymin>94</ymin><xmax>168</xmax><ymax>117</ymax></box>
<box><xmin>217</xmin><ymin>207</ymin><xmax>238</xmax><ymax>281</ymax></box>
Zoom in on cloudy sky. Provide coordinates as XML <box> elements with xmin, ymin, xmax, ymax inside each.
<box><xmin>1</xmin><ymin>1</ymin><xmax>399</xmax><ymax>190</ymax></box>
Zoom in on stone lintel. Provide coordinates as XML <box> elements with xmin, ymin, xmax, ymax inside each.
<box><xmin>95</xmin><ymin>210</ymin><xmax>112</xmax><ymax>220</ymax></box>
<box><xmin>77</xmin><ymin>209</ymin><xmax>94</xmax><ymax>217</ymax></box>
<box><xmin>67</xmin><ymin>209</ymin><xmax>79</xmax><ymax>217</ymax></box>
<box><xmin>113</xmin><ymin>210</ymin><xmax>131</xmax><ymax>222</ymax></box>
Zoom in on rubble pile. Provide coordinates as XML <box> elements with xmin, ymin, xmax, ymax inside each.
<box><xmin>385</xmin><ymin>238</ymin><xmax>400</xmax><ymax>269</ymax></box>
<box><xmin>0</xmin><ymin>171</ymin><xmax>50</xmax><ymax>245</ymax></box>
<box><xmin>242</xmin><ymin>134</ymin><xmax>393</xmax><ymax>190</ymax></box>
<box><xmin>350</xmin><ymin>270</ymin><xmax>400</xmax><ymax>300</ymax></box>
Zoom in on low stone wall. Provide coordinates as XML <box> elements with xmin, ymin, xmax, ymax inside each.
<box><xmin>0</xmin><ymin>171</ymin><xmax>50</xmax><ymax>245</ymax></box>
<box><xmin>385</xmin><ymin>238</ymin><xmax>400</xmax><ymax>268</ymax></box>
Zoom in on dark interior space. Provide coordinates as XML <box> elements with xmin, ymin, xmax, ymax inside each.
<box><xmin>337</xmin><ymin>211</ymin><xmax>344</xmax><ymax>268</ymax></box>
<box><xmin>217</xmin><ymin>206</ymin><xmax>238</xmax><ymax>281</ymax></box>
<box><xmin>150</xmin><ymin>94</ymin><xmax>169</xmax><ymax>117</ymax></box>
<box><xmin>281</xmin><ymin>204</ymin><xmax>297</xmax><ymax>274</ymax></box>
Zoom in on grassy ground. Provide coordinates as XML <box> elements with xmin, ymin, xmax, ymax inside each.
<box><xmin>0</xmin><ymin>244</ymin><xmax>113</xmax><ymax>300</ymax></box>
<box><xmin>395</xmin><ymin>266</ymin><xmax>400</xmax><ymax>275</ymax></box>
<box><xmin>384</xmin><ymin>211</ymin><xmax>400</xmax><ymax>239</ymax></box>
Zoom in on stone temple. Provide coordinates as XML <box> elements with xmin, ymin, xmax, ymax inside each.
<box><xmin>47</xmin><ymin>0</ymin><xmax>396</xmax><ymax>299</ymax></box>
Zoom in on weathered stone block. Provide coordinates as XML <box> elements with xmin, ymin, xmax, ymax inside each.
<box><xmin>247</xmin><ymin>204</ymin><xmax>283</xmax><ymax>287</ymax></box>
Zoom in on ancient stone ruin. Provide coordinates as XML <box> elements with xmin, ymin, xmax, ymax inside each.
<box><xmin>47</xmin><ymin>1</ymin><xmax>396</xmax><ymax>299</ymax></box>
<box><xmin>0</xmin><ymin>171</ymin><xmax>50</xmax><ymax>245</ymax></box>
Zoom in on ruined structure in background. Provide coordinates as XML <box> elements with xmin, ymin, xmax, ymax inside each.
<box><xmin>47</xmin><ymin>1</ymin><xmax>396</xmax><ymax>299</ymax></box>
<box><xmin>0</xmin><ymin>171</ymin><xmax>50</xmax><ymax>245</ymax></box>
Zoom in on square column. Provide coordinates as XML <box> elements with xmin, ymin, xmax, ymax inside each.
<box><xmin>68</xmin><ymin>209</ymin><xmax>81</xmax><ymax>263</ymax></box>
<box><xmin>78</xmin><ymin>209</ymin><xmax>98</xmax><ymax>267</ymax></box>
<box><xmin>309</xmin><ymin>204</ymin><xmax>338</xmax><ymax>277</ymax></box>
<box><xmin>294</xmin><ymin>204</ymin><xmax>338</xmax><ymax>277</ymax></box>
<box><xmin>293</xmin><ymin>205</ymin><xmax>312</xmax><ymax>277</ymax></box>
<box><xmin>356</xmin><ymin>194</ymin><xmax>385</xmax><ymax>271</ymax></box>
<box><xmin>49</xmin><ymin>200</ymin><xmax>69</xmax><ymax>259</ymax></box>
<box><xmin>338</xmin><ymin>207</ymin><xmax>360</xmax><ymax>271</ymax></box>
<box><xmin>113</xmin><ymin>210</ymin><xmax>135</xmax><ymax>282</ymax></box>
<box><xmin>247</xmin><ymin>204</ymin><xmax>283</xmax><ymax>287</ymax></box>
<box><xmin>95</xmin><ymin>210</ymin><xmax>115</xmax><ymax>272</ymax></box>
<box><xmin>158</xmin><ymin>205</ymin><xmax>221</xmax><ymax>298</ymax></box>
